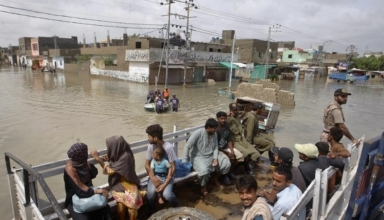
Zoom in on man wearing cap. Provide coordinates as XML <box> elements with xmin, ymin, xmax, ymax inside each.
<box><xmin>169</xmin><ymin>94</ymin><xmax>180</xmax><ymax>112</ymax></box>
<box><xmin>242</xmin><ymin>102</ymin><xmax>275</xmax><ymax>164</ymax></box>
<box><xmin>271</xmin><ymin>146</ymin><xmax>306</xmax><ymax>193</ymax></box>
<box><xmin>227</xmin><ymin>103</ymin><xmax>260</xmax><ymax>174</ymax></box>
<box><xmin>295</xmin><ymin>143</ymin><xmax>344</xmax><ymax>186</ymax></box>
<box><xmin>321</xmin><ymin>88</ymin><xmax>359</xmax><ymax>145</ymax></box>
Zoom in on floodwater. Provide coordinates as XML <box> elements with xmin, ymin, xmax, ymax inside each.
<box><xmin>1</xmin><ymin>67</ymin><xmax>384</xmax><ymax>219</ymax></box>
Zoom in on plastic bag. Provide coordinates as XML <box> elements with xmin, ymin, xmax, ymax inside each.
<box><xmin>174</xmin><ymin>159</ymin><xmax>192</xmax><ymax>178</ymax></box>
<box><xmin>72</xmin><ymin>188</ymin><xmax>107</xmax><ymax>213</ymax></box>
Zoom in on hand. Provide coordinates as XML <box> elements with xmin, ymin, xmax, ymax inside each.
<box><xmin>155</xmin><ymin>184</ymin><xmax>166</xmax><ymax>193</ymax></box>
<box><xmin>151</xmin><ymin>176</ymin><xmax>162</xmax><ymax>187</ymax></box>
<box><xmin>327</xmin><ymin>153</ymin><xmax>336</xmax><ymax>159</ymax></box>
<box><xmin>352</xmin><ymin>139</ymin><xmax>360</xmax><ymax>146</ymax></box>
<box><xmin>102</xmin><ymin>155</ymin><xmax>109</xmax><ymax>162</ymax></box>
<box><xmin>96</xmin><ymin>189</ymin><xmax>109</xmax><ymax>198</ymax></box>
<box><xmin>227</xmin><ymin>111</ymin><xmax>234</xmax><ymax>117</ymax></box>
<box><xmin>90</xmin><ymin>150</ymin><xmax>99</xmax><ymax>159</ymax></box>
<box><xmin>212</xmin><ymin>159</ymin><xmax>218</xmax><ymax>167</ymax></box>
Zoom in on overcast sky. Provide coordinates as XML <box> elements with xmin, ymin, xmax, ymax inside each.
<box><xmin>0</xmin><ymin>0</ymin><xmax>383</xmax><ymax>56</ymax></box>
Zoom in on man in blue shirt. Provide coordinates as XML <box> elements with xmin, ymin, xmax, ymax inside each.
<box><xmin>169</xmin><ymin>94</ymin><xmax>180</xmax><ymax>112</ymax></box>
<box><xmin>155</xmin><ymin>95</ymin><xmax>164</xmax><ymax>114</ymax></box>
<box><xmin>260</xmin><ymin>166</ymin><xmax>305</xmax><ymax>220</ymax></box>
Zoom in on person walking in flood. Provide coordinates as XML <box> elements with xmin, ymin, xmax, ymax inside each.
<box><xmin>169</xmin><ymin>94</ymin><xmax>180</xmax><ymax>112</ymax></box>
<box><xmin>182</xmin><ymin>118</ymin><xmax>231</xmax><ymax>195</ymax></box>
<box><xmin>91</xmin><ymin>136</ymin><xmax>143</xmax><ymax>220</ymax></box>
<box><xmin>321</xmin><ymin>89</ymin><xmax>359</xmax><ymax>145</ymax></box>
<box><xmin>242</xmin><ymin>102</ymin><xmax>275</xmax><ymax>165</ymax></box>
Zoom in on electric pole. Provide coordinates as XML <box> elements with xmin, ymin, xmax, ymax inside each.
<box><xmin>160</xmin><ymin>0</ymin><xmax>175</xmax><ymax>87</ymax></box>
<box><xmin>315</xmin><ymin>40</ymin><xmax>332</xmax><ymax>66</ymax></box>
<box><xmin>265</xmin><ymin>24</ymin><xmax>280</xmax><ymax>78</ymax></box>
<box><xmin>346</xmin><ymin>45</ymin><xmax>357</xmax><ymax>68</ymax></box>
<box><xmin>182</xmin><ymin>0</ymin><xmax>197</xmax><ymax>86</ymax></box>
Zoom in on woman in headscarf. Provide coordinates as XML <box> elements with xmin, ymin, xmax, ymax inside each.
<box><xmin>64</xmin><ymin>143</ymin><xmax>110</xmax><ymax>220</ymax></box>
<box><xmin>91</xmin><ymin>136</ymin><xmax>143</xmax><ymax>220</ymax></box>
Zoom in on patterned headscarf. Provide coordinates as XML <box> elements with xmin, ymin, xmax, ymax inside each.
<box><xmin>67</xmin><ymin>143</ymin><xmax>91</xmax><ymax>185</ymax></box>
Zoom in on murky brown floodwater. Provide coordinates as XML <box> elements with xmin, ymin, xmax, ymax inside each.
<box><xmin>1</xmin><ymin>67</ymin><xmax>384</xmax><ymax>219</ymax></box>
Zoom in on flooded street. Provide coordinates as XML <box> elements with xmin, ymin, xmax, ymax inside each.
<box><xmin>1</xmin><ymin>67</ymin><xmax>384</xmax><ymax>219</ymax></box>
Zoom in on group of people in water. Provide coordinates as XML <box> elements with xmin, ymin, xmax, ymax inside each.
<box><xmin>64</xmin><ymin>88</ymin><xmax>356</xmax><ymax>220</ymax></box>
<box><xmin>146</xmin><ymin>87</ymin><xmax>180</xmax><ymax>113</ymax></box>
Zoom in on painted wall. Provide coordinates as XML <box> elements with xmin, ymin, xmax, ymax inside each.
<box><xmin>53</xmin><ymin>57</ymin><xmax>64</xmax><ymax>69</ymax></box>
<box><xmin>125</xmin><ymin>48</ymin><xmax>239</xmax><ymax>63</ymax></box>
<box><xmin>90</xmin><ymin>61</ymin><xmax>149</xmax><ymax>83</ymax></box>
<box><xmin>282</xmin><ymin>50</ymin><xmax>313</xmax><ymax>63</ymax></box>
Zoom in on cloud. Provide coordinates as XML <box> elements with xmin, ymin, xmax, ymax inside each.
<box><xmin>0</xmin><ymin>0</ymin><xmax>382</xmax><ymax>55</ymax></box>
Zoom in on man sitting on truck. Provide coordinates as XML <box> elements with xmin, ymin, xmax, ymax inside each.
<box><xmin>242</xmin><ymin>102</ymin><xmax>275</xmax><ymax>165</ymax></box>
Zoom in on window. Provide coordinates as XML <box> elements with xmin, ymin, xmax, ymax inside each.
<box><xmin>288</xmin><ymin>54</ymin><xmax>293</xmax><ymax>58</ymax></box>
<box><xmin>259</xmin><ymin>52</ymin><xmax>262</xmax><ymax>58</ymax></box>
<box><xmin>270</xmin><ymin>53</ymin><xmax>274</xmax><ymax>58</ymax></box>
<box><xmin>32</xmin><ymin>43</ymin><xmax>38</xmax><ymax>51</ymax></box>
<box><xmin>218</xmin><ymin>49</ymin><xmax>221</xmax><ymax>52</ymax></box>
<box><xmin>135</xmin><ymin>42</ymin><xmax>142</xmax><ymax>49</ymax></box>
<box><xmin>209</xmin><ymin>48</ymin><xmax>213</xmax><ymax>52</ymax></box>
<box><xmin>161</xmin><ymin>42</ymin><xmax>164</xmax><ymax>48</ymax></box>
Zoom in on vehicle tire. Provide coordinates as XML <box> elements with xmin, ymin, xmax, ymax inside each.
<box><xmin>337</xmin><ymin>80</ymin><xmax>340</xmax><ymax>82</ymax></box>
<box><xmin>148</xmin><ymin>207</ymin><xmax>216</xmax><ymax>220</ymax></box>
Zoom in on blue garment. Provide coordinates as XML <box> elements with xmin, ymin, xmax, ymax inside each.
<box><xmin>268</xmin><ymin>184</ymin><xmax>305</xmax><ymax>220</ymax></box>
<box><xmin>151</xmin><ymin>158</ymin><xmax>169</xmax><ymax>174</ymax></box>
<box><xmin>170</xmin><ymin>97</ymin><xmax>179</xmax><ymax>108</ymax></box>
<box><xmin>254</xmin><ymin>216</ymin><xmax>263</xmax><ymax>220</ymax></box>
<box><xmin>156</xmin><ymin>99</ymin><xmax>164</xmax><ymax>108</ymax></box>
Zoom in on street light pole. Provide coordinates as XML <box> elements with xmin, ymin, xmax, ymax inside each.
<box><xmin>183</xmin><ymin>3</ymin><xmax>190</xmax><ymax>86</ymax></box>
<box><xmin>229</xmin><ymin>35</ymin><xmax>236</xmax><ymax>92</ymax></box>
<box><xmin>165</xmin><ymin>1</ymin><xmax>172</xmax><ymax>88</ymax></box>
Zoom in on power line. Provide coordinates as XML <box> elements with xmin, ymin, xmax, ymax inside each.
<box><xmin>0</xmin><ymin>10</ymin><xmax>161</xmax><ymax>29</ymax></box>
<box><xmin>0</xmin><ymin>3</ymin><xmax>163</xmax><ymax>26</ymax></box>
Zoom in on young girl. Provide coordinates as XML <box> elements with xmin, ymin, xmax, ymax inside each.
<box><xmin>91</xmin><ymin>136</ymin><xmax>142</xmax><ymax>220</ymax></box>
<box><xmin>150</xmin><ymin>146</ymin><xmax>171</xmax><ymax>204</ymax></box>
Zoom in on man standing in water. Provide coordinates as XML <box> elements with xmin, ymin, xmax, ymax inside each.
<box><xmin>182</xmin><ymin>118</ymin><xmax>231</xmax><ymax>195</ymax></box>
<box><xmin>321</xmin><ymin>89</ymin><xmax>359</xmax><ymax>145</ymax></box>
<box><xmin>169</xmin><ymin>94</ymin><xmax>180</xmax><ymax>112</ymax></box>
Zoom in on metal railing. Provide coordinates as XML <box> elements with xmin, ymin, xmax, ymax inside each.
<box><xmin>5</xmin><ymin>124</ymin><xmax>202</xmax><ymax>220</ymax></box>
<box><xmin>5</xmin><ymin>152</ymin><xmax>68</xmax><ymax>220</ymax></box>
<box><xmin>281</xmin><ymin>136</ymin><xmax>365</xmax><ymax>220</ymax></box>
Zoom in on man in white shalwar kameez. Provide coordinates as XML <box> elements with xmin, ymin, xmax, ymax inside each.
<box><xmin>182</xmin><ymin>118</ymin><xmax>231</xmax><ymax>194</ymax></box>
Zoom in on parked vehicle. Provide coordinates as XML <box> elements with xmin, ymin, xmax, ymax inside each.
<box><xmin>328</xmin><ymin>68</ymin><xmax>369</xmax><ymax>83</ymax></box>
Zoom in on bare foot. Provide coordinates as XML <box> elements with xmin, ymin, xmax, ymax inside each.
<box><xmin>212</xmin><ymin>178</ymin><xmax>224</xmax><ymax>189</ymax></box>
<box><xmin>158</xmin><ymin>197</ymin><xmax>164</xmax><ymax>204</ymax></box>
<box><xmin>201</xmin><ymin>186</ymin><xmax>208</xmax><ymax>195</ymax></box>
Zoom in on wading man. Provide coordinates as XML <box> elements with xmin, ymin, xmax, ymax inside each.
<box><xmin>321</xmin><ymin>89</ymin><xmax>359</xmax><ymax>145</ymax></box>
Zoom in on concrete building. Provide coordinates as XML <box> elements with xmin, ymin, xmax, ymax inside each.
<box><xmin>277</xmin><ymin>41</ymin><xmax>295</xmax><ymax>62</ymax></box>
<box><xmin>48</xmin><ymin>49</ymin><xmax>80</xmax><ymax>70</ymax></box>
<box><xmin>282</xmin><ymin>49</ymin><xmax>313</xmax><ymax>63</ymax></box>
<box><xmin>18</xmin><ymin>37</ymin><xmax>33</xmax><ymax>66</ymax></box>
<box><xmin>31</xmin><ymin>36</ymin><xmax>79</xmax><ymax>67</ymax></box>
<box><xmin>363</xmin><ymin>52</ymin><xmax>383</xmax><ymax>58</ymax></box>
<box><xmin>83</xmin><ymin>35</ymin><xmax>236</xmax><ymax>84</ymax></box>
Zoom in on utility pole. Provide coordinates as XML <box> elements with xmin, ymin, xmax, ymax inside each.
<box><xmin>160</xmin><ymin>0</ymin><xmax>174</xmax><ymax>87</ymax></box>
<box><xmin>182</xmin><ymin>0</ymin><xmax>197</xmax><ymax>86</ymax></box>
<box><xmin>228</xmin><ymin>35</ymin><xmax>236</xmax><ymax>92</ymax></box>
<box><xmin>265</xmin><ymin>24</ymin><xmax>280</xmax><ymax>78</ymax></box>
<box><xmin>346</xmin><ymin>45</ymin><xmax>356</xmax><ymax>67</ymax></box>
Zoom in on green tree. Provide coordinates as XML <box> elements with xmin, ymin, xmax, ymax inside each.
<box><xmin>104</xmin><ymin>55</ymin><xmax>114</xmax><ymax>66</ymax></box>
<box><xmin>75</xmin><ymin>54</ymin><xmax>91</xmax><ymax>63</ymax></box>
<box><xmin>351</xmin><ymin>55</ymin><xmax>382</xmax><ymax>70</ymax></box>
